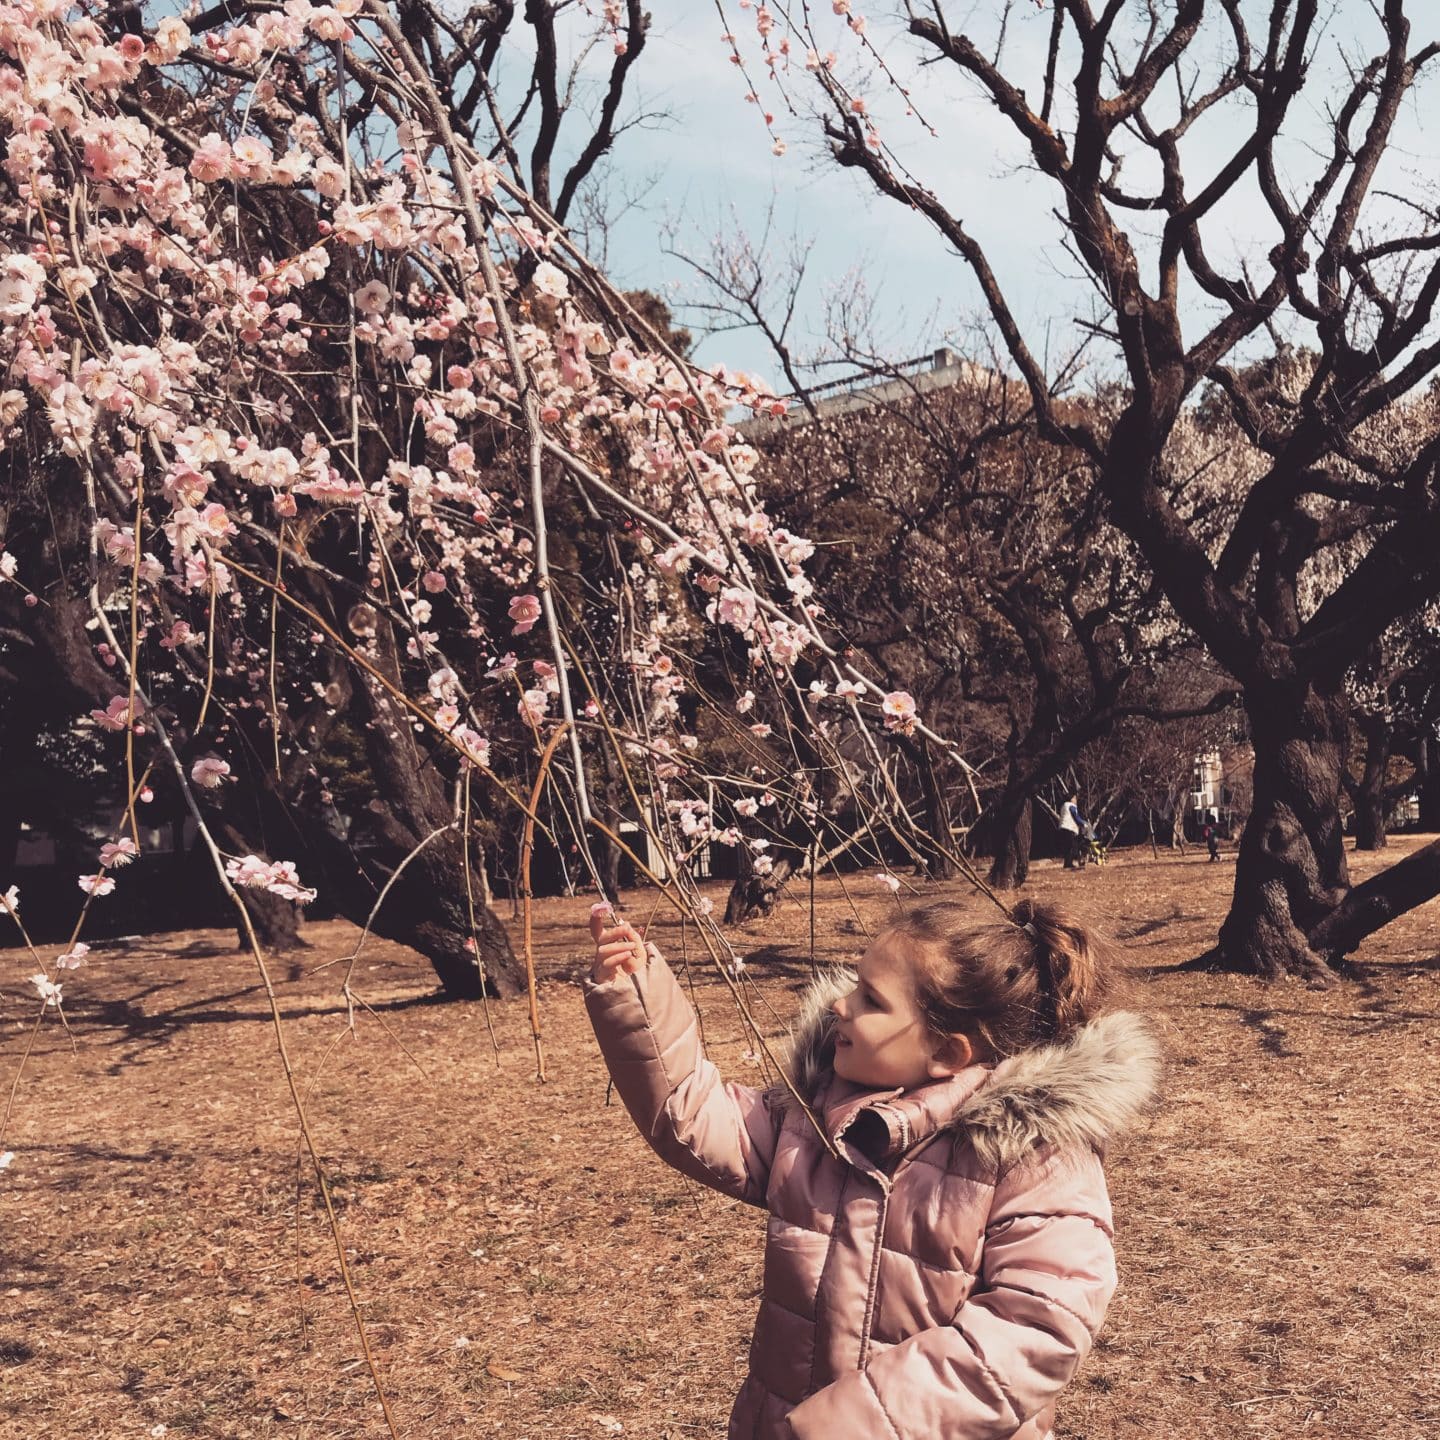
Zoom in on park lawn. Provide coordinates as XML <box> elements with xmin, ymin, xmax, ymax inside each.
<box><xmin>2</xmin><ymin>840</ymin><xmax>1439</xmax><ymax>1440</ymax></box>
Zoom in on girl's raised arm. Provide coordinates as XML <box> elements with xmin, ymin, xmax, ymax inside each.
<box><xmin>585</xmin><ymin>912</ymin><xmax>782</xmax><ymax>1208</ymax></box>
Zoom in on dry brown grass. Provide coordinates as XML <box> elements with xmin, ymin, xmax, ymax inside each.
<box><xmin>3</xmin><ymin>838</ymin><xmax>1439</xmax><ymax>1439</ymax></box>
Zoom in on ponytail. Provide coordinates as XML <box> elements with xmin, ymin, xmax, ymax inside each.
<box><xmin>892</xmin><ymin>899</ymin><xmax>1117</xmax><ymax>1060</ymax></box>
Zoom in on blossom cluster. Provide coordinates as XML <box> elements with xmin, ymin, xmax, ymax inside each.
<box><xmin>0</xmin><ymin>1</ymin><xmax>935</xmax><ymax>940</ymax></box>
<box><xmin>224</xmin><ymin>855</ymin><xmax>318</xmax><ymax>905</ymax></box>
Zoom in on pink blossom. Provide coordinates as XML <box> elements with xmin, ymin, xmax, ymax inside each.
<box><xmin>508</xmin><ymin>593</ymin><xmax>542</xmax><ymax>634</ymax></box>
<box><xmin>191</xmin><ymin>755</ymin><xmax>231</xmax><ymax>788</ymax></box>
<box><xmin>355</xmin><ymin>280</ymin><xmax>391</xmax><ymax>314</ymax></box>
<box><xmin>881</xmin><ymin>690</ymin><xmax>918</xmax><ymax>734</ymax></box>
<box><xmin>229</xmin><ymin>135</ymin><xmax>273</xmax><ymax>182</ymax></box>
<box><xmin>263</xmin><ymin>860</ymin><xmax>317</xmax><ymax>904</ymax></box>
<box><xmin>532</xmin><ymin>261</ymin><xmax>569</xmax><ymax>299</ymax></box>
<box><xmin>1</xmin><ymin>884</ymin><xmax>18</xmax><ymax>920</ymax></box>
<box><xmin>772</xmin><ymin>528</ymin><xmax>815</xmax><ymax>566</ymax></box>
<box><xmin>90</xmin><ymin>695</ymin><xmax>137</xmax><ymax>732</ymax></box>
<box><xmin>764</xmin><ymin>620</ymin><xmax>806</xmax><ymax>668</ymax></box>
<box><xmin>453</xmin><ymin>727</ymin><xmax>490</xmax><ymax>768</ymax></box>
<box><xmin>0</xmin><ymin>256</ymin><xmax>43</xmax><ymax>321</ymax></box>
<box><xmin>152</xmin><ymin>17</ymin><xmax>192</xmax><ymax>62</ymax></box>
<box><xmin>518</xmin><ymin>688</ymin><xmax>549</xmax><ymax>726</ymax></box>
<box><xmin>55</xmin><ymin>942</ymin><xmax>90</xmax><ymax>971</ymax></box>
<box><xmin>713</xmin><ymin>586</ymin><xmax>757</xmax><ymax>632</ymax></box>
<box><xmin>421</xmin><ymin>569</ymin><xmax>448</xmax><ymax>594</ymax></box>
<box><xmin>78</xmin><ymin>873</ymin><xmax>116</xmax><ymax>897</ymax></box>
<box><xmin>99</xmin><ymin>837</ymin><xmax>138</xmax><ymax>867</ymax></box>
<box><xmin>307</xmin><ymin>6</ymin><xmax>354</xmax><ymax>42</ymax></box>
<box><xmin>224</xmin><ymin>855</ymin><xmax>316</xmax><ymax>905</ymax></box>
<box><xmin>225</xmin><ymin>855</ymin><xmax>272</xmax><ymax>888</ymax></box>
<box><xmin>427</xmin><ymin>667</ymin><xmax>459</xmax><ymax>701</ymax></box>
<box><xmin>189</xmin><ymin>133</ymin><xmax>232</xmax><ymax>183</ymax></box>
<box><xmin>198</xmin><ymin>501</ymin><xmax>236</xmax><ymax>541</ymax></box>
<box><xmin>655</xmin><ymin>540</ymin><xmax>696</xmax><ymax>573</ymax></box>
<box><xmin>30</xmin><ymin>974</ymin><xmax>63</xmax><ymax>1008</ymax></box>
<box><xmin>875</xmin><ymin>871</ymin><xmax>902</xmax><ymax>894</ymax></box>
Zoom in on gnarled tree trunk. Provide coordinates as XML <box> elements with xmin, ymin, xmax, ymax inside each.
<box><xmin>986</xmin><ymin>791</ymin><xmax>1033</xmax><ymax>891</ymax></box>
<box><xmin>1215</xmin><ymin>680</ymin><xmax>1351</xmax><ymax>979</ymax></box>
<box><xmin>237</xmin><ymin>887</ymin><xmax>306</xmax><ymax>953</ymax></box>
<box><xmin>902</xmin><ymin>735</ymin><xmax>959</xmax><ymax>880</ymax></box>
<box><xmin>725</xmin><ymin>841</ymin><xmax>802</xmax><ymax>923</ymax></box>
<box><xmin>1417</xmin><ymin>735</ymin><xmax>1440</xmax><ymax>832</ymax></box>
<box><xmin>1350</xmin><ymin>711</ymin><xmax>1391</xmax><ymax>851</ymax></box>
<box><xmin>344</xmin><ymin>669</ymin><xmax>523</xmax><ymax>997</ymax></box>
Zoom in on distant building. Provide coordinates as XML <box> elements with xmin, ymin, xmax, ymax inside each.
<box><xmin>1190</xmin><ymin>746</ymin><xmax>1253</xmax><ymax>836</ymax></box>
<box><xmin>743</xmin><ymin>348</ymin><xmax>999</xmax><ymax>437</ymax></box>
<box><xmin>1190</xmin><ymin>750</ymin><xmax>1224</xmax><ymax>821</ymax></box>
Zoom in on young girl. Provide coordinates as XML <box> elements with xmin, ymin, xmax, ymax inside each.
<box><xmin>585</xmin><ymin>898</ymin><xmax>1159</xmax><ymax>1440</ymax></box>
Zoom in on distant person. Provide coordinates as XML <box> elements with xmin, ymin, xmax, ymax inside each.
<box><xmin>1204</xmin><ymin>822</ymin><xmax>1220</xmax><ymax>862</ymax></box>
<box><xmin>1060</xmin><ymin>793</ymin><xmax>1089</xmax><ymax>869</ymax></box>
<box><xmin>585</xmin><ymin>899</ymin><xmax>1159</xmax><ymax>1440</ymax></box>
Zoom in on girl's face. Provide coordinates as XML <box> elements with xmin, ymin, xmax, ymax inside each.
<box><xmin>830</xmin><ymin>932</ymin><xmax>969</xmax><ymax>1091</ymax></box>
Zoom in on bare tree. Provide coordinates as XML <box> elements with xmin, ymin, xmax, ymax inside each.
<box><xmin>807</xmin><ymin>1</ymin><xmax>1440</xmax><ymax>977</ymax></box>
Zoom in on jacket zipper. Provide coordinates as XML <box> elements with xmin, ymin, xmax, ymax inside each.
<box><xmin>856</xmin><ymin>1182</ymin><xmax>889</xmax><ymax>1370</ymax></box>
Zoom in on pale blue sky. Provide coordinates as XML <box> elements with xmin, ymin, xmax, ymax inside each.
<box><xmin>563</xmin><ymin>3</ymin><xmax>1440</xmax><ymax>389</ymax></box>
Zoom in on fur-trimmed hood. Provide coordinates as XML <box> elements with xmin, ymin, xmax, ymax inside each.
<box><xmin>784</xmin><ymin>969</ymin><xmax>1161</xmax><ymax>1169</ymax></box>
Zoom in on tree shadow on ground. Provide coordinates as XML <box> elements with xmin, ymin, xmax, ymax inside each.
<box><xmin>55</xmin><ymin>982</ymin><xmax>455</xmax><ymax>1075</ymax></box>
<box><xmin>737</xmin><ymin>944</ymin><xmax>850</xmax><ymax>986</ymax></box>
<box><xmin>1195</xmin><ymin>993</ymin><xmax>1440</xmax><ymax>1056</ymax></box>
<box><xmin>1116</xmin><ymin>903</ymin><xmax>1209</xmax><ymax>942</ymax></box>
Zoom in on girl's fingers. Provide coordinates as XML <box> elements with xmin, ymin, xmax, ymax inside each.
<box><xmin>596</xmin><ymin>944</ymin><xmax>639</xmax><ymax>966</ymax></box>
<box><xmin>596</xmin><ymin>924</ymin><xmax>643</xmax><ymax>950</ymax></box>
<box><xmin>593</xmin><ymin>952</ymin><xmax>640</xmax><ymax>982</ymax></box>
<box><xmin>589</xmin><ymin>905</ymin><xmax>648</xmax><ymax>981</ymax></box>
<box><xmin>598</xmin><ymin>939</ymin><xmax>646</xmax><ymax>963</ymax></box>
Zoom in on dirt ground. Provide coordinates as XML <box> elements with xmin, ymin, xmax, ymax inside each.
<box><xmin>3</xmin><ymin>839</ymin><xmax>1439</xmax><ymax>1440</ymax></box>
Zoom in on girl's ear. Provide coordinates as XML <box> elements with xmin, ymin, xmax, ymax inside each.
<box><xmin>925</xmin><ymin>1031</ymin><xmax>974</xmax><ymax>1079</ymax></box>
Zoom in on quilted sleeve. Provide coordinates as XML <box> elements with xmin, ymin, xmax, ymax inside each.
<box><xmin>584</xmin><ymin>948</ymin><xmax>783</xmax><ymax>1207</ymax></box>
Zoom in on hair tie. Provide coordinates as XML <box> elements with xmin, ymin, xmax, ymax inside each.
<box><xmin>1020</xmin><ymin>921</ymin><xmax>1037</xmax><ymax>938</ymax></box>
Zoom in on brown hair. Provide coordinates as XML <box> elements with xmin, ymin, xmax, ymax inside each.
<box><xmin>889</xmin><ymin>897</ymin><xmax>1117</xmax><ymax>1060</ymax></box>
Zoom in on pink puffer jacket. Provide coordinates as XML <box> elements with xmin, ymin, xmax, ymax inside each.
<box><xmin>585</xmin><ymin>950</ymin><xmax>1159</xmax><ymax>1440</ymax></box>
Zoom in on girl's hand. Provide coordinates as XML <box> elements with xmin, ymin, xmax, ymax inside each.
<box><xmin>589</xmin><ymin>903</ymin><xmax>647</xmax><ymax>983</ymax></box>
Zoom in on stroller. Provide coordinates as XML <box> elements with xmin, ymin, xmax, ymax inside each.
<box><xmin>1082</xmin><ymin>821</ymin><xmax>1107</xmax><ymax>868</ymax></box>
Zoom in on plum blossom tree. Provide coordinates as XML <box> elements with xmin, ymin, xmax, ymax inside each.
<box><xmin>0</xmin><ymin>1</ymin><xmax>1012</xmax><ymax>1062</ymax></box>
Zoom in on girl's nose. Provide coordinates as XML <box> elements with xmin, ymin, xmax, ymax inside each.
<box><xmin>831</xmin><ymin>994</ymin><xmax>848</xmax><ymax>1020</ymax></box>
